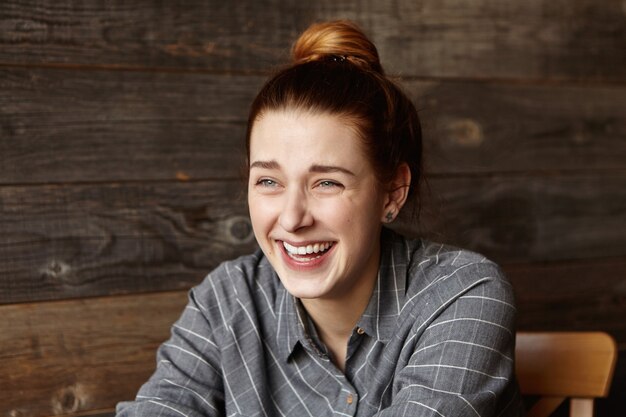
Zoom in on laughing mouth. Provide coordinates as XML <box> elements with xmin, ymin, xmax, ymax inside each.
<box><xmin>282</xmin><ymin>241</ymin><xmax>334</xmax><ymax>261</ymax></box>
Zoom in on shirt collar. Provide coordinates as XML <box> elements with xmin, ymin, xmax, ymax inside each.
<box><xmin>275</xmin><ymin>284</ymin><xmax>302</xmax><ymax>361</ymax></box>
<box><xmin>276</xmin><ymin>286</ymin><xmax>329</xmax><ymax>361</ymax></box>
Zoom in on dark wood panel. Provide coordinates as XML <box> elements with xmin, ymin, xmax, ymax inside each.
<box><xmin>0</xmin><ymin>291</ymin><xmax>189</xmax><ymax>417</ymax></box>
<box><xmin>0</xmin><ymin>0</ymin><xmax>296</xmax><ymax>71</ymax></box>
<box><xmin>2</xmin><ymin>68</ymin><xmax>625</xmax><ymax>185</ymax></box>
<box><xmin>0</xmin><ymin>180</ymin><xmax>257</xmax><ymax>304</ymax></box>
<box><xmin>415</xmin><ymin>80</ymin><xmax>626</xmax><ymax>175</ymax></box>
<box><xmin>0</xmin><ymin>67</ymin><xmax>257</xmax><ymax>185</ymax></box>
<box><xmin>507</xmin><ymin>257</ymin><xmax>626</xmax><ymax>337</ymax></box>
<box><xmin>372</xmin><ymin>0</ymin><xmax>626</xmax><ymax>82</ymax></box>
<box><xmin>1</xmin><ymin>0</ymin><xmax>625</xmax><ymax>81</ymax></box>
<box><xmin>399</xmin><ymin>174</ymin><xmax>626</xmax><ymax>263</ymax></box>
<box><xmin>2</xmin><ymin>175</ymin><xmax>625</xmax><ymax>304</ymax></box>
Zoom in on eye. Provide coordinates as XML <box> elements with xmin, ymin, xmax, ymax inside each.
<box><xmin>319</xmin><ymin>180</ymin><xmax>339</xmax><ymax>187</ymax></box>
<box><xmin>316</xmin><ymin>180</ymin><xmax>343</xmax><ymax>190</ymax></box>
<box><xmin>256</xmin><ymin>178</ymin><xmax>278</xmax><ymax>187</ymax></box>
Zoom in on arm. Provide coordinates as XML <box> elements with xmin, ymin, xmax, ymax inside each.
<box><xmin>377</xmin><ymin>276</ymin><xmax>522</xmax><ymax>417</ymax></box>
<box><xmin>116</xmin><ymin>289</ymin><xmax>224</xmax><ymax>417</ymax></box>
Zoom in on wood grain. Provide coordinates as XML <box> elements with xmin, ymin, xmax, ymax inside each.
<box><xmin>0</xmin><ymin>291</ymin><xmax>189</xmax><ymax>417</ymax></box>
<box><xmin>1</xmin><ymin>0</ymin><xmax>625</xmax><ymax>81</ymax></box>
<box><xmin>0</xmin><ymin>67</ymin><xmax>256</xmax><ymax>185</ymax></box>
<box><xmin>2</xmin><ymin>68</ymin><xmax>625</xmax><ymax>185</ymax></box>
<box><xmin>507</xmin><ymin>257</ymin><xmax>626</xmax><ymax>344</ymax></box>
<box><xmin>0</xmin><ymin>180</ymin><xmax>256</xmax><ymax>304</ymax></box>
<box><xmin>401</xmin><ymin>174</ymin><xmax>626</xmax><ymax>263</ymax></box>
<box><xmin>413</xmin><ymin>80</ymin><xmax>626</xmax><ymax>175</ymax></box>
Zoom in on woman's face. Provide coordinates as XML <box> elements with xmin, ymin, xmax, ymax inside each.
<box><xmin>248</xmin><ymin>110</ymin><xmax>391</xmax><ymax>302</ymax></box>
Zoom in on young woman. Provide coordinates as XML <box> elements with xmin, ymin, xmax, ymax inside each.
<box><xmin>117</xmin><ymin>20</ymin><xmax>525</xmax><ymax>417</ymax></box>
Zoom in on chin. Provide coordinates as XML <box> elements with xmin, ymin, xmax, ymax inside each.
<box><xmin>277</xmin><ymin>273</ymin><xmax>330</xmax><ymax>300</ymax></box>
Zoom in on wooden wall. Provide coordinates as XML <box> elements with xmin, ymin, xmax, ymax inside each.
<box><xmin>1</xmin><ymin>1</ymin><xmax>625</xmax><ymax>416</ymax></box>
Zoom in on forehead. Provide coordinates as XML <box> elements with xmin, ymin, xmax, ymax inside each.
<box><xmin>249</xmin><ymin>110</ymin><xmax>369</xmax><ymax>167</ymax></box>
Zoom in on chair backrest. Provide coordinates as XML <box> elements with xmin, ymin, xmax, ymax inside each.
<box><xmin>515</xmin><ymin>332</ymin><xmax>617</xmax><ymax>417</ymax></box>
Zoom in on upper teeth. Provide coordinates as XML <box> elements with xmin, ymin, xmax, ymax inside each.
<box><xmin>283</xmin><ymin>241</ymin><xmax>332</xmax><ymax>255</ymax></box>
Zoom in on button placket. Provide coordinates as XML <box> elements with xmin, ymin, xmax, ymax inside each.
<box><xmin>336</xmin><ymin>377</ymin><xmax>358</xmax><ymax>416</ymax></box>
<box><xmin>342</xmin><ymin>391</ymin><xmax>358</xmax><ymax>415</ymax></box>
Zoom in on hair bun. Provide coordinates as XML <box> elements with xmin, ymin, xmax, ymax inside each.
<box><xmin>291</xmin><ymin>20</ymin><xmax>384</xmax><ymax>74</ymax></box>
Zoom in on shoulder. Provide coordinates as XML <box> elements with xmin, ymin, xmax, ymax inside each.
<box><xmin>384</xmin><ymin>230</ymin><xmax>515</xmax><ymax>317</ymax></box>
<box><xmin>419</xmin><ymin>240</ymin><xmax>509</xmax><ymax>288</ymax></box>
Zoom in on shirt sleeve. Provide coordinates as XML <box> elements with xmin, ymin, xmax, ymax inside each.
<box><xmin>375</xmin><ymin>270</ymin><xmax>522</xmax><ymax>417</ymax></box>
<box><xmin>115</xmin><ymin>288</ymin><xmax>225</xmax><ymax>417</ymax></box>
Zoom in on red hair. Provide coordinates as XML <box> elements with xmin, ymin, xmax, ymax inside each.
<box><xmin>246</xmin><ymin>20</ymin><xmax>422</xmax><ymax>200</ymax></box>
<box><xmin>292</xmin><ymin>20</ymin><xmax>383</xmax><ymax>74</ymax></box>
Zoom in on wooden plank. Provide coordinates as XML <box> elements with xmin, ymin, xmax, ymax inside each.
<box><xmin>0</xmin><ymin>67</ymin><xmax>257</xmax><ymax>185</ymax></box>
<box><xmin>1</xmin><ymin>174</ymin><xmax>625</xmax><ymax>304</ymax></box>
<box><xmin>506</xmin><ymin>257</ymin><xmax>626</xmax><ymax>339</ymax></box>
<box><xmin>413</xmin><ymin>80</ymin><xmax>626</xmax><ymax>175</ymax></box>
<box><xmin>0</xmin><ymin>180</ymin><xmax>257</xmax><ymax>304</ymax></box>
<box><xmin>370</xmin><ymin>0</ymin><xmax>626</xmax><ymax>82</ymax></box>
<box><xmin>403</xmin><ymin>174</ymin><xmax>626</xmax><ymax>263</ymax></box>
<box><xmin>2</xmin><ymin>68</ymin><xmax>625</xmax><ymax>185</ymax></box>
<box><xmin>0</xmin><ymin>291</ymin><xmax>189</xmax><ymax>417</ymax></box>
<box><xmin>1</xmin><ymin>0</ymin><xmax>625</xmax><ymax>81</ymax></box>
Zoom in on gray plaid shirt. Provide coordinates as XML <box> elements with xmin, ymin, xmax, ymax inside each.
<box><xmin>117</xmin><ymin>228</ymin><xmax>524</xmax><ymax>417</ymax></box>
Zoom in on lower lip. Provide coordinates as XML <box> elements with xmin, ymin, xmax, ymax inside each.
<box><xmin>278</xmin><ymin>242</ymin><xmax>335</xmax><ymax>271</ymax></box>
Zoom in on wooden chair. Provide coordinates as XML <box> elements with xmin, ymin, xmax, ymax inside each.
<box><xmin>515</xmin><ymin>332</ymin><xmax>617</xmax><ymax>417</ymax></box>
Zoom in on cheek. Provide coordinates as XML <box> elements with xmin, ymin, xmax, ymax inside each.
<box><xmin>248</xmin><ymin>204</ymin><xmax>274</xmax><ymax>254</ymax></box>
<box><xmin>322</xmin><ymin>193</ymin><xmax>383</xmax><ymax>224</ymax></box>
<box><xmin>248</xmin><ymin>196</ymin><xmax>267</xmax><ymax>225</ymax></box>
<box><xmin>314</xmin><ymin>199</ymin><xmax>353</xmax><ymax>223</ymax></box>
<box><xmin>249</xmin><ymin>196</ymin><xmax>281</xmax><ymax>228</ymax></box>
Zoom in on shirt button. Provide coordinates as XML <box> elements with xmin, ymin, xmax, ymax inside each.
<box><xmin>346</xmin><ymin>394</ymin><xmax>354</xmax><ymax>404</ymax></box>
<box><xmin>356</xmin><ymin>327</ymin><xmax>365</xmax><ymax>335</ymax></box>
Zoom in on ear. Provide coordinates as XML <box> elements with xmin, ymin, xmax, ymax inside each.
<box><xmin>381</xmin><ymin>163</ymin><xmax>411</xmax><ymax>223</ymax></box>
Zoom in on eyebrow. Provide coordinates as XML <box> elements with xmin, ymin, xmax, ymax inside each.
<box><xmin>249</xmin><ymin>160</ymin><xmax>355</xmax><ymax>176</ymax></box>
<box><xmin>309</xmin><ymin>164</ymin><xmax>356</xmax><ymax>176</ymax></box>
<box><xmin>249</xmin><ymin>160</ymin><xmax>280</xmax><ymax>170</ymax></box>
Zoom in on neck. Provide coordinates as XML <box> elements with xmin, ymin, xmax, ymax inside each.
<box><xmin>303</xmin><ymin>297</ymin><xmax>365</xmax><ymax>338</ymax></box>
<box><xmin>300</xmin><ymin>267</ymin><xmax>379</xmax><ymax>371</ymax></box>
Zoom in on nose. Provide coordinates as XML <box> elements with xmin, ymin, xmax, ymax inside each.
<box><xmin>278</xmin><ymin>188</ymin><xmax>313</xmax><ymax>232</ymax></box>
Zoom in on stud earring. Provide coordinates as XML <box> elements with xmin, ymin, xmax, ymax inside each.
<box><xmin>385</xmin><ymin>211</ymin><xmax>394</xmax><ymax>223</ymax></box>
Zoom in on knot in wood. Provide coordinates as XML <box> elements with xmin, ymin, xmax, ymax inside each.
<box><xmin>572</xmin><ymin>122</ymin><xmax>589</xmax><ymax>144</ymax></box>
<box><xmin>176</xmin><ymin>171</ymin><xmax>191</xmax><ymax>181</ymax></box>
<box><xmin>52</xmin><ymin>383</ymin><xmax>86</xmax><ymax>414</ymax></box>
<box><xmin>224</xmin><ymin>215</ymin><xmax>254</xmax><ymax>244</ymax></box>
<box><xmin>448</xmin><ymin>118</ymin><xmax>484</xmax><ymax>147</ymax></box>
<box><xmin>42</xmin><ymin>259</ymin><xmax>71</xmax><ymax>280</ymax></box>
